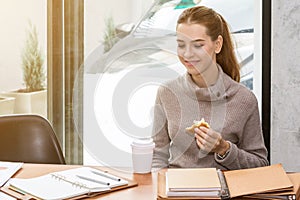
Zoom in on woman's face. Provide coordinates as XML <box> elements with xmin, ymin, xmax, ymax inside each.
<box><xmin>176</xmin><ymin>23</ymin><xmax>222</xmax><ymax>76</ymax></box>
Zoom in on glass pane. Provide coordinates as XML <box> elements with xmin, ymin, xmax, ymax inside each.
<box><xmin>83</xmin><ymin>0</ymin><xmax>262</xmax><ymax>170</ymax></box>
<box><xmin>0</xmin><ymin>0</ymin><xmax>47</xmax><ymax>117</ymax></box>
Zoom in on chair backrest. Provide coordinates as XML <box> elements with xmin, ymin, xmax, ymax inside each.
<box><xmin>0</xmin><ymin>114</ymin><xmax>66</xmax><ymax>164</ymax></box>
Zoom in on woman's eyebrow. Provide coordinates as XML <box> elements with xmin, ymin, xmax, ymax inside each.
<box><xmin>192</xmin><ymin>39</ymin><xmax>205</xmax><ymax>42</ymax></box>
<box><xmin>176</xmin><ymin>38</ymin><xmax>205</xmax><ymax>42</ymax></box>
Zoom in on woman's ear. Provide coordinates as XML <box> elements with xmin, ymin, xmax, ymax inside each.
<box><xmin>215</xmin><ymin>35</ymin><xmax>223</xmax><ymax>54</ymax></box>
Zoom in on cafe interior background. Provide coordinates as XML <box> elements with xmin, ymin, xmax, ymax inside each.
<box><xmin>0</xmin><ymin>0</ymin><xmax>299</xmax><ymax>172</ymax></box>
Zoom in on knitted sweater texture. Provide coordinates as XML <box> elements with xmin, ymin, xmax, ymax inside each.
<box><xmin>151</xmin><ymin>67</ymin><xmax>269</xmax><ymax>170</ymax></box>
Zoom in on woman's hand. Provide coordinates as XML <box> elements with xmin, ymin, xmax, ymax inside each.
<box><xmin>194</xmin><ymin>126</ymin><xmax>230</xmax><ymax>156</ymax></box>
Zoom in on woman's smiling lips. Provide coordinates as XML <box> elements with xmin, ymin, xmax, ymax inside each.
<box><xmin>184</xmin><ymin>60</ymin><xmax>200</xmax><ymax>67</ymax></box>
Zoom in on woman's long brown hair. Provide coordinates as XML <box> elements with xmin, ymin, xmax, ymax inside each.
<box><xmin>177</xmin><ymin>6</ymin><xmax>240</xmax><ymax>82</ymax></box>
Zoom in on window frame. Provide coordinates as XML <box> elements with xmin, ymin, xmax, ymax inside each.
<box><xmin>262</xmin><ymin>0</ymin><xmax>271</xmax><ymax>162</ymax></box>
<box><xmin>47</xmin><ymin>0</ymin><xmax>84</xmax><ymax>164</ymax></box>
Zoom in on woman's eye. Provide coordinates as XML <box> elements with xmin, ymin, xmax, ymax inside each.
<box><xmin>177</xmin><ymin>44</ymin><xmax>185</xmax><ymax>48</ymax></box>
<box><xmin>194</xmin><ymin>44</ymin><xmax>203</xmax><ymax>48</ymax></box>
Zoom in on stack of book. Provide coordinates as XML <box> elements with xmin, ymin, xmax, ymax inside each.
<box><xmin>165</xmin><ymin>168</ymin><xmax>223</xmax><ymax>199</ymax></box>
<box><xmin>158</xmin><ymin>163</ymin><xmax>300</xmax><ymax>200</ymax></box>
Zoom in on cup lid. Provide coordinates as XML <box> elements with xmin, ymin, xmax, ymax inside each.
<box><xmin>131</xmin><ymin>138</ymin><xmax>154</xmax><ymax>147</ymax></box>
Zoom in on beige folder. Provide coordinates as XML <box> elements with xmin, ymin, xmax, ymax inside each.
<box><xmin>242</xmin><ymin>172</ymin><xmax>300</xmax><ymax>200</ymax></box>
<box><xmin>223</xmin><ymin>163</ymin><xmax>293</xmax><ymax>198</ymax></box>
<box><xmin>157</xmin><ymin>163</ymin><xmax>299</xmax><ymax>200</ymax></box>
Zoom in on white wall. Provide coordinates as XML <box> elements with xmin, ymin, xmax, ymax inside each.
<box><xmin>271</xmin><ymin>0</ymin><xmax>300</xmax><ymax>172</ymax></box>
<box><xmin>0</xmin><ymin>0</ymin><xmax>46</xmax><ymax>92</ymax></box>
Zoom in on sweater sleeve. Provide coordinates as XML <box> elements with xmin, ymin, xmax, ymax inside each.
<box><xmin>151</xmin><ymin>87</ymin><xmax>171</xmax><ymax>170</ymax></box>
<box><xmin>215</xmin><ymin>96</ymin><xmax>269</xmax><ymax>169</ymax></box>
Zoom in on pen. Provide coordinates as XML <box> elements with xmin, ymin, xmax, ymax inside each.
<box><xmin>91</xmin><ymin>170</ymin><xmax>121</xmax><ymax>182</ymax></box>
<box><xmin>76</xmin><ymin>175</ymin><xmax>110</xmax><ymax>186</ymax></box>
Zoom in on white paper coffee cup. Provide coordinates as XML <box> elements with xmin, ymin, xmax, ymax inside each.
<box><xmin>131</xmin><ymin>138</ymin><xmax>155</xmax><ymax>174</ymax></box>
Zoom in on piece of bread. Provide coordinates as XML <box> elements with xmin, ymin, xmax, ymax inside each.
<box><xmin>186</xmin><ymin>118</ymin><xmax>210</xmax><ymax>133</ymax></box>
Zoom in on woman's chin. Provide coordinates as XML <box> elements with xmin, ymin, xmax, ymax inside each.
<box><xmin>186</xmin><ymin>68</ymin><xmax>201</xmax><ymax>75</ymax></box>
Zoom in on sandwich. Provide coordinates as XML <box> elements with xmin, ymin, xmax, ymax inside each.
<box><xmin>186</xmin><ymin>118</ymin><xmax>210</xmax><ymax>133</ymax></box>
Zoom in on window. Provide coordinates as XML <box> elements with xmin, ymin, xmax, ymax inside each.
<box><xmin>0</xmin><ymin>0</ymin><xmax>270</xmax><ymax>165</ymax></box>
<box><xmin>83</xmin><ymin>0</ymin><xmax>271</xmax><ymax>167</ymax></box>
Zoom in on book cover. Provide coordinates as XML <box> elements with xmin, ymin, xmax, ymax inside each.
<box><xmin>243</xmin><ymin>172</ymin><xmax>300</xmax><ymax>199</ymax></box>
<box><xmin>167</xmin><ymin>168</ymin><xmax>221</xmax><ymax>192</ymax></box>
<box><xmin>157</xmin><ymin>169</ymin><xmax>221</xmax><ymax>200</ymax></box>
<box><xmin>223</xmin><ymin>163</ymin><xmax>294</xmax><ymax>198</ymax></box>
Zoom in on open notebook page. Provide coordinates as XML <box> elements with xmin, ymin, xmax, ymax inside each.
<box><xmin>8</xmin><ymin>166</ymin><xmax>128</xmax><ymax>200</ymax></box>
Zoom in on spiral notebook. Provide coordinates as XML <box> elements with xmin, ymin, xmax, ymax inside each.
<box><xmin>7</xmin><ymin>167</ymin><xmax>129</xmax><ymax>200</ymax></box>
<box><xmin>0</xmin><ymin>161</ymin><xmax>23</xmax><ymax>187</ymax></box>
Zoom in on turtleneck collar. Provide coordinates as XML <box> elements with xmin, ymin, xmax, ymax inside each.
<box><xmin>181</xmin><ymin>64</ymin><xmax>240</xmax><ymax>102</ymax></box>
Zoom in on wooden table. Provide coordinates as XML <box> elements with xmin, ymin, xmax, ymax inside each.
<box><xmin>3</xmin><ymin>163</ymin><xmax>299</xmax><ymax>200</ymax></box>
<box><xmin>10</xmin><ymin>163</ymin><xmax>158</xmax><ymax>200</ymax></box>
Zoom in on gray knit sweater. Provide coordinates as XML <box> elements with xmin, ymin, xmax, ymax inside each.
<box><xmin>151</xmin><ymin>67</ymin><xmax>269</xmax><ymax>170</ymax></box>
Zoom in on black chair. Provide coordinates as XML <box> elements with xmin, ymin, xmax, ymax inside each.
<box><xmin>0</xmin><ymin>114</ymin><xmax>66</xmax><ymax>164</ymax></box>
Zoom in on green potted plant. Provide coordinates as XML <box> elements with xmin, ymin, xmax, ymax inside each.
<box><xmin>3</xmin><ymin>21</ymin><xmax>47</xmax><ymax>117</ymax></box>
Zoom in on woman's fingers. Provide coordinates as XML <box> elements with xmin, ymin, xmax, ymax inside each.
<box><xmin>194</xmin><ymin>127</ymin><xmax>222</xmax><ymax>152</ymax></box>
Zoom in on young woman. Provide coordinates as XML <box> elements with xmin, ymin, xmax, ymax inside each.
<box><xmin>151</xmin><ymin>6</ymin><xmax>269</xmax><ymax>170</ymax></box>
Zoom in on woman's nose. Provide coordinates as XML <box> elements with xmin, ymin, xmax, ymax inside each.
<box><xmin>183</xmin><ymin>46</ymin><xmax>194</xmax><ymax>58</ymax></box>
